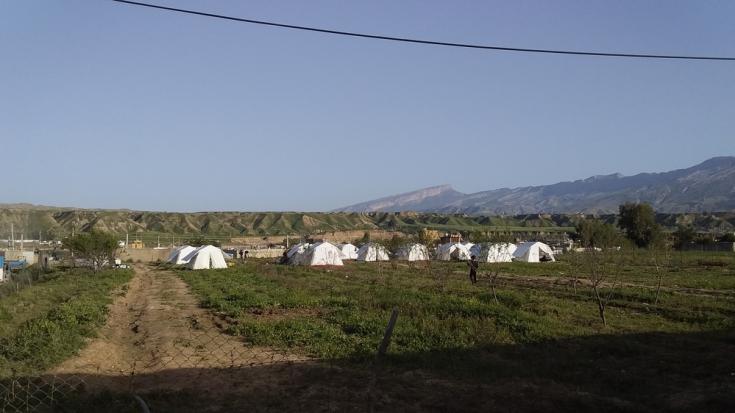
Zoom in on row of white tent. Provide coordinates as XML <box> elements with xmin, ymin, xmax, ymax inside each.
<box><xmin>167</xmin><ymin>245</ymin><xmax>229</xmax><ymax>270</ymax></box>
<box><xmin>436</xmin><ymin>241</ymin><xmax>555</xmax><ymax>263</ymax></box>
<box><xmin>285</xmin><ymin>242</ymin><xmax>392</xmax><ymax>266</ymax></box>
<box><xmin>284</xmin><ymin>241</ymin><xmax>555</xmax><ymax>266</ymax></box>
<box><xmin>165</xmin><ymin>241</ymin><xmax>555</xmax><ymax>269</ymax></box>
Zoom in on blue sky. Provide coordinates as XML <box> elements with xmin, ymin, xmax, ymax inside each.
<box><xmin>1</xmin><ymin>0</ymin><xmax>733</xmax><ymax>211</ymax></box>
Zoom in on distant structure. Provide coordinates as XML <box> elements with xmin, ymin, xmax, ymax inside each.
<box><xmin>681</xmin><ymin>242</ymin><xmax>735</xmax><ymax>252</ymax></box>
<box><xmin>440</xmin><ymin>232</ymin><xmax>462</xmax><ymax>244</ymax></box>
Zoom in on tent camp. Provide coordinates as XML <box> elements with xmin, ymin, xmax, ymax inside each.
<box><xmin>513</xmin><ymin>242</ymin><xmax>555</xmax><ymax>263</ymax></box>
<box><xmin>291</xmin><ymin>242</ymin><xmax>344</xmax><ymax>266</ymax></box>
<box><xmin>337</xmin><ymin>243</ymin><xmax>359</xmax><ymax>260</ymax></box>
<box><xmin>470</xmin><ymin>243</ymin><xmax>517</xmax><ymax>263</ymax></box>
<box><xmin>356</xmin><ymin>243</ymin><xmax>390</xmax><ymax>262</ymax></box>
<box><xmin>395</xmin><ymin>243</ymin><xmax>430</xmax><ymax>261</ymax></box>
<box><xmin>436</xmin><ymin>242</ymin><xmax>472</xmax><ymax>261</ymax></box>
<box><xmin>184</xmin><ymin>245</ymin><xmax>228</xmax><ymax>270</ymax></box>
<box><xmin>167</xmin><ymin>245</ymin><xmax>197</xmax><ymax>265</ymax></box>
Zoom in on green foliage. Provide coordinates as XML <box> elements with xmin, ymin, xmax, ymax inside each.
<box><xmin>718</xmin><ymin>233</ymin><xmax>735</xmax><ymax>242</ymax></box>
<box><xmin>376</xmin><ymin>234</ymin><xmax>407</xmax><ymax>253</ymax></box>
<box><xmin>63</xmin><ymin>230</ymin><xmax>119</xmax><ymax>271</ymax></box>
<box><xmin>0</xmin><ymin>268</ymin><xmax>132</xmax><ymax>377</ymax></box>
<box><xmin>468</xmin><ymin>231</ymin><xmax>515</xmax><ymax>243</ymax></box>
<box><xmin>673</xmin><ymin>224</ymin><xmax>697</xmax><ymax>249</ymax></box>
<box><xmin>617</xmin><ymin>203</ymin><xmax>663</xmax><ymax>248</ymax></box>
<box><xmin>185</xmin><ymin>236</ymin><xmax>221</xmax><ymax>247</ymax></box>
<box><xmin>575</xmin><ymin>219</ymin><xmax>621</xmax><ymax>248</ymax></box>
<box><xmin>180</xmin><ymin>252</ymin><xmax>735</xmax><ymax>369</ymax></box>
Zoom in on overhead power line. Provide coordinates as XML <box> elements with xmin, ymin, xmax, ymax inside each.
<box><xmin>110</xmin><ymin>0</ymin><xmax>735</xmax><ymax>62</ymax></box>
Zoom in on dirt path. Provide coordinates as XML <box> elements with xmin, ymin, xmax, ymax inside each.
<box><xmin>52</xmin><ymin>264</ymin><xmax>306</xmax><ymax>393</ymax></box>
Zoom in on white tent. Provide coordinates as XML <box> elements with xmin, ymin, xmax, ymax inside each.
<box><xmin>395</xmin><ymin>243</ymin><xmax>429</xmax><ymax>261</ymax></box>
<box><xmin>337</xmin><ymin>243</ymin><xmax>359</xmax><ymax>260</ymax></box>
<box><xmin>470</xmin><ymin>243</ymin><xmax>517</xmax><ymax>263</ymax></box>
<box><xmin>291</xmin><ymin>242</ymin><xmax>344</xmax><ymax>266</ymax></box>
<box><xmin>356</xmin><ymin>243</ymin><xmax>390</xmax><ymax>262</ymax></box>
<box><xmin>286</xmin><ymin>242</ymin><xmax>311</xmax><ymax>260</ymax></box>
<box><xmin>513</xmin><ymin>242</ymin><xmax>555</xmax><ymax>263</ymax></box>
<box><xmin>462</xmin><ymin>242</ymin><xmax>475</xmax><ymax>252</ymax></box>
<box><xmin>185</xmin><ymin>245</ymin><xmax>228</xmax><ymax>270</ymax></box>
<box><xmin>436</xmin><ymin>242</ymin><xmax>472</xmax><ymax>261</ymax></box>
<box><xmin>167</xmin><ymin>245</ymin><xmax>197</xmax><ymax>265</ymax></box>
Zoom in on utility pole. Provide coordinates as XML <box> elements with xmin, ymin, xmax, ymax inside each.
<box><xmin>157</xmin><ymin>235</ymin><xmax>160</xmax><ymax>248</ymax></box>
<box><xmin>11</xmin><ymin>223</ymin><xmax>14</xmax><ymax>251</ymax></box>
<box><xmin>126</xmin><ymin>232</ymin><xmax>129</xmax><ymax>248</ymax></box>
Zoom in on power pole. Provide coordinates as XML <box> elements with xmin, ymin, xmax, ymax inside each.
<box><xmin>11</xmin><ymin>223</ymin><xmax>14</xmax><ymax>251</ymax></box>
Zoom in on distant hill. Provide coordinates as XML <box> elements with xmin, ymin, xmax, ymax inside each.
<box><xmin>0</xmin><ymin>208</ymin><xmax>733</xmax><ymax>240</ymax></box>
<box><xmin>1</xmin><ymin>157</ymin><xmax>734</xmax><ymax>239</ymax></box>
<box><xmin>336</xmin><ymin>157</ymin><xmax>735</xmax><ymax>214</ymax></box>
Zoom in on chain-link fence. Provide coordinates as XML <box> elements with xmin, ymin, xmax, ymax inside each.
<box><xmin>0</xmin><ymin>265</ymin><xmax>396</xmax><ymax>412</ymax></box>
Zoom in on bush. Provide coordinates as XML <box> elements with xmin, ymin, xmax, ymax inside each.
<box><xmin>63</xmin><ymin>231</ymin><xmax>119</xmax><ymax>271</ymax></box>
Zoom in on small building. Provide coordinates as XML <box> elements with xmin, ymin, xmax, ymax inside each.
<box><xmin>681</xmin><ymin>242</ymin><xmax>735</xmax><ymax>252</ymax></box>
<box><xmin>440</xmin><ymin>232</ymin><xmax>462</xmax><ymax>244</ymax></box>
<box><xmin>129</xmin><ymin>240</ymin><xmax>144</xmax><ymax>249</ymax></box>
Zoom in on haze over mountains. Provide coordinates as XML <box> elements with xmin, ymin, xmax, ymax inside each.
<box><xmin>336</xmin><ymin>157</ymin><xmax>735</xmax><ymax>214</ymax></box>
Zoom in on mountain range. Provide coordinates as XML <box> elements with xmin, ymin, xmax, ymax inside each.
<box><xmin>336</xmin><ymin>157</ymin><xmax>735</xmax><ymax>214</ymax></box>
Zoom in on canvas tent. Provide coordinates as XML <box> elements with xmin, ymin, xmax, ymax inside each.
<box><xmin>395</xmin><ymin>243</ymin><xmax>429</xmax><ymax>261</ymax></box>
<box><xmin>290</xmin><ymin>242</ymin><xmax>344</xmax><ymax>266</ymax></box>
<box><xmin>356</xmin><ymin>243</ymin><xmax>390</xmax><ymax>262</ymax></box>
<box><xmin>185</xmin><ymin>245</ymin><xmax>228</xmax><ymax>270</ymax></box>
<box><xmin>337</xmin><ymin>243</ymin><xmax>359</xmax><ymax>260</ymax></box>
<box><xmin>513</xmin><ymin>242</ymin><xmax>555</xmax><ymax>263</ymax></box>
<box><xmin>470</xmin><ymin>243</ymin><xmax>517</xmax><ymax>263</ymax></box>
<box><xmin>167</xmin><ymin>245</ymin><xmax>197</xmax><ymax>265</ymax></box>
<box><xmin>436</xmin><ymin>243</ymin><xmax>472</xmax><ymax>261</ymax></box>
<box><xmin>286</xmin><ymin>242</ymin><xmax>311</xmax><ymax>260</ymax></box>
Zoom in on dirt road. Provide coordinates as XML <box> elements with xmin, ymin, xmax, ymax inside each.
<box><xmin>52</xmin><ymin>264</ymin><xmax>306</xmax><ymax>394</ymax></box>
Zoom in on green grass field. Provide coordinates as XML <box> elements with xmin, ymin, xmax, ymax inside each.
<box><xmin>0</xmin><ymin>268</ymin><xmax>132</xmax><ymax>378</ymax></box>
<box><xmin>179</xmin><ymin>251</ymin><xmax>735</xmax><ymax>410</ymax></box>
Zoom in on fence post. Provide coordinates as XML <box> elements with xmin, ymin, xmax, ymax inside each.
<box><xmin>377</xmin><ymin>308</ymin><xmax>399</xmax><ymax>358</ymax></box>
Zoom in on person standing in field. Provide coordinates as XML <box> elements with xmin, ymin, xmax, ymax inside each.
<box><xmin>467</xmin><ymin>255</ymin><xmax>479</xmax><ymax>284</ymax></box>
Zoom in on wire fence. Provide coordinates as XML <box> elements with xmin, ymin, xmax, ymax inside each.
<box><xmin>3</xmin><ymin>249</ymin><xmax>733</xmax><ymax>412</ymax></box>
<box><xmin>0</xmin><ymin>325</ymin><xmax>384</xmax><ymax>412</ymax></box>
<box><xmin>0</xmin><ymin>267</ymin><xmax>398</xmax><ymax>413</ymax></box>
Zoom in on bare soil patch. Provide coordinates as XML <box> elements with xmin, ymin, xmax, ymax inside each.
<box><xmin>52</xmin><ymin>264</ymin><xmax>306</xmax><ymax>395</ymax></box>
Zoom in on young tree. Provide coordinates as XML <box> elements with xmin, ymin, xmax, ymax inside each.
<box><xmin>64</xmin><ymin>231</ymin><xmax>119</xmax><ymax>272</ymax></box>
<box><xmin>576</xmin><ymin>219</ymin><xmax>621</xmax><ymax>249</ymax></box>
<box><xmin>578</xmin><ymin>248</ymin><xmax>621</xmax><ymax>327</ymax></box>
<box><xmin>650</xmin><ymin>245</ymin><xmax>671</xmax><ymax>305</ymax></box>
<box><xmin>672</xmin><ymin>224</ymin><xmax>696</xmax><ymax>250</ymax></box>
<box><xmin>617</xmin><ymin>203</ymin><xmax>662</xmax><ymax>248</ymax></box>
